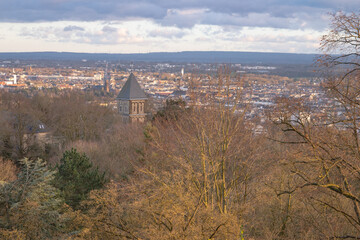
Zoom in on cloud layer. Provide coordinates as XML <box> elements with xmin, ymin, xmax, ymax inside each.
<box><xmin>0</xmin><ymin>0</ymin><xmax>356</xmax><ymax>53</ymax></box>
<box><xmin>0</xmin><ymin>0</ymin><xmax>358</xmax><ymax>30</ymax></box>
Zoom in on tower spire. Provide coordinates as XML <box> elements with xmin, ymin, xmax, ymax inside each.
<box><xmin>116</xmin><ymin>73</ymin><xmax>147</xmax><ymax>123</ymax></box>
<box><xmin>104</xmin><ymin>62</ymin><xmax>110</xmax><ymax>93</ymax></box>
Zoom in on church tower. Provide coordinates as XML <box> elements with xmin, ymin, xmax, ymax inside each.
<box><xmin>104</xmin><ymin>63</ymin><xmax>110</xmax><ymax>93</ymax></box>
<box><xmin>116</xmin><ymin>73</ymin><xmax>147</xmax><ymax>123</ymax></box>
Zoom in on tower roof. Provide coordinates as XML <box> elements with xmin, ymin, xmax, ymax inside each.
<box><xmin>117</xmin><ymin>73</ymin><xmax>147</xmax><ymax>100</ymax></box>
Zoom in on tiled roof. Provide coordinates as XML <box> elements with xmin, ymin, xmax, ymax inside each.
<box><xmin>117</xmin><ymin>73</ymin><xmax>147</xmax><ymax>100</ymax></box>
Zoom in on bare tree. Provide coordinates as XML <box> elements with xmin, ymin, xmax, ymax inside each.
<box><xmin>269</xmin><ymin>11</ymin><xmax>360</xmax><ymax>239</ymax></box>
<box><xmin>102</xmin><ymin>66</ymin><xmax>267</xmax><ymax>239</ymax></box>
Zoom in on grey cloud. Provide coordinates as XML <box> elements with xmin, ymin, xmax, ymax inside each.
<box><xmin>159</xmin><ymin>9</ymin><xmax>203</xmax><ymax>28</ymax></box>
<box><xmin>20</xmin><ymin>25</ymin><xmax>142</xmax><ymax>45</ymax></box>
<box><xmin>0</xmin><ymin>1</ymin><xmax>167</xmax><ymax>22</ymax></box>
<box><xmin>102</xmin><ymin>26</ymin><xmax>117</xmax><ymax>32</ymax></box>
<box><xmin>64</xmin><ymin>25</ymin><xmax>85</xmax><ymax>31</ymax></box>
<box><xmin>202</xmin><ymin>12</ymin><xmax>292</xmax><ymax>29</ymax></box>
<box><xmin>0</xmin><ymin>0</ymin><xmax>359</xmax><ymax>30</ymax></box>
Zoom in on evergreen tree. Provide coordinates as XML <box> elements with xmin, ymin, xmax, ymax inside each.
<box><xmin>0</xmin><ymin>158</ymin><xmax>67</xmax><ymax>239</ymax></box>
<box><xmin>53</xmin><ymin>148</ymin><xmax>107</xmax><ymax>209</ymax></box>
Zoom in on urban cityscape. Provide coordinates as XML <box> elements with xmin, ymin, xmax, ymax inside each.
<box><xmin>0</xmin><ymin>58</ymin><xmax>335</xmax><ymax>123</ymax></box>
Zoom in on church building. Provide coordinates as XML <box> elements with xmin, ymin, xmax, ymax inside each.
<box><xmin>116</xmin><ymin>73</ymin><xmax>147</xmax><ymax>123</ymax></box>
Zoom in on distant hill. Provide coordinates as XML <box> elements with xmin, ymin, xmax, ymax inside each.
<box><xmin>0</xmin><ymin>51</ymin><xmax>319</xmax><ymax>65</ymax></box>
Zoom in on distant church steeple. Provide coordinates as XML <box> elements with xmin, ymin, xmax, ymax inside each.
<box><xmin>116</xmin><ymin>73</ymin><xmax>147</xmax><ymax>123</ymax></box>
<box><xmin>104</xmin><ymin>62</ymin><xmax>110</xmax><ymax>93</ymax></box>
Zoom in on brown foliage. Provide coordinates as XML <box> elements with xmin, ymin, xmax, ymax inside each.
<box><xmin>0</xmin><ymin>158</ymin><xmax>17</xmax><ymax>182</ymax></box>
<box><xmin>67</xmin><ymin>123</ymin><xmax>145</xmax><ymax>180</ymax></box>
<box><xmin>76</xmin><ymin>179</ymin><xmax>241</xmax><ymax>240</ymax></box>
<box><xmin>0</xmin><ymin>90</ymin><xmax>122</xmax><ymax>164</ymax></box>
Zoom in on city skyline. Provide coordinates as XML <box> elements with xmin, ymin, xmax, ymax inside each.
<box><xmin>0</xmin><ymin>0</ymin><xmax>358</xmax><ymax>54</ymax></box>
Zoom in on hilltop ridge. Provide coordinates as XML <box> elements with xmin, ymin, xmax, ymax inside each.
<box><xmin>0</xmin><ymin>51</ymin><xmax>318</xmax><ymax>65</ymax></box>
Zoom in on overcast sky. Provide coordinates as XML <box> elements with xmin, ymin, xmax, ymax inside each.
<box><xmin>0</xmin><ymin>0</ymin><xmax>358</xmax><ymax>53</ymax></box>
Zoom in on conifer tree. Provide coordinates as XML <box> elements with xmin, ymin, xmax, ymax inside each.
<box><xmin>0</xmin><ymin>158</ymin><xmax>66</xmax><ymax>239</ymax></box>
<box><xmin>53</xmin><ymin>148</ymin><xmax>107</xmax><ymax>209</ymax></box>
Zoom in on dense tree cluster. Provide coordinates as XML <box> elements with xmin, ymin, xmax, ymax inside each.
<box><xmin>0</xmin><ymin>89</ymin><xmax>121</xmax><ymax>165</ymax></box>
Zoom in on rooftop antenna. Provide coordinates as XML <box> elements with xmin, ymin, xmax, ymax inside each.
<box><xmin>130</xmin><ymin>61</ymin><xmax>134</xmax><ymax>72</ymax></box>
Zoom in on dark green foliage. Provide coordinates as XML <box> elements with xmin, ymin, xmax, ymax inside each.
<box><xmin>1</xmin><ymin>135</ymin><xmax>13</xmax><ymax>160</ymax></box>
<box><xmin>53</xmin><ymin>148</ymin><xmax>107</xmax><ymax>209</ymax></box>
<box><xmin>153</xmin><ymin>99</ymin><xmax>187</xmax><ymax>121</ymax></box>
